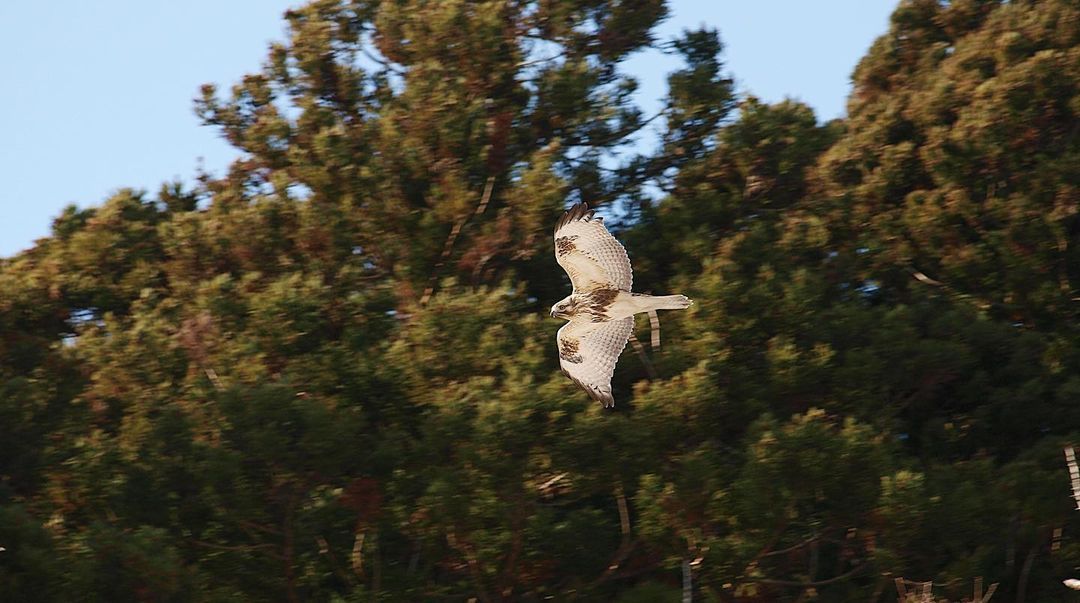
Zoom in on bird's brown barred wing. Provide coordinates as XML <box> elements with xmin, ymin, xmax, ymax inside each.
<box><xmin>553</xmin><ymin>203</ymin><xmax>633</xmax><ymax>292</ymax></box>
<box><xmin>556</xmin><ymin>317</ymin><xmax>634</xmax><ymax>408</ymax></box>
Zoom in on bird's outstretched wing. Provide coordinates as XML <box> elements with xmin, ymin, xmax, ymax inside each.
<box><xmin>553</xmin><ymin>203</ymin><xmax>632</xmax><ymax>292</ymax></box>
<box><xmin>557</xmin><ymin>317</ymin><xmax>634</xmax><ymax>408</ymax></box>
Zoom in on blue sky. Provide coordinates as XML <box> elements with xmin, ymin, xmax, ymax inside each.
<box><xmin>0</xmin><ymin>1</ymin><xmax>894</xmax><ymax>258</ymax></box>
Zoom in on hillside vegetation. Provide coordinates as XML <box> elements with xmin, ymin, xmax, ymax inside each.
<box><xmin>2</xmin><ymin>0</ymin><xmax>1079</xmax><ymax>600</ymax></box>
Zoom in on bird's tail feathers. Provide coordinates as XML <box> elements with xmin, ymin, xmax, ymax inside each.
<box><xmin>637</xmin><ymin>294</ymin><xmax>693</xmax><ymax>311</ymax></box>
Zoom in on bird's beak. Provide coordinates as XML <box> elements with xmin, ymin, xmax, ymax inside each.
<box><xmin>550</xmin><ymin>309</ymin><xmax>559</xmax><ymax>318</ymax></box>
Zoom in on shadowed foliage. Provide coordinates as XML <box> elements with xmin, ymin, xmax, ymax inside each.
<box><xmin>2</xmin><ymin>0</ymin><xmax>1080</xmax><ymax>601</ymax></box>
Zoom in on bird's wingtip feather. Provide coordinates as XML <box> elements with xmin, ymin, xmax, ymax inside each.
<box><xmin>555</xmin><ymin>202</ymin><xmax>593</xmax><ymax>234</ymax></box>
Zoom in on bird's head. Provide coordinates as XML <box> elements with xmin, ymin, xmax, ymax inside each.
<box><xmin>550</xmin><ymin>296</ymin><xmax>574</xmax><ymax>319</ymax></box>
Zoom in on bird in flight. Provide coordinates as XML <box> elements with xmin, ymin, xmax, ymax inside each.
<box><xmin>551</xmin><ymin>202</ymin><xmax>692</xmax><ymax>407</ymax></box>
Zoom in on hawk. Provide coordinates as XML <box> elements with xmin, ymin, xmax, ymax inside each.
<box><xmin>551</xmin><ymin>202</ymin><xmax>693</xmax><ymax>407</ymax></box>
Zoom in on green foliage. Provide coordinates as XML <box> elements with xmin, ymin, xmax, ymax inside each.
<box><xmin>0</xmin><ymin>504</ymin><xmax>65</xmax><ymax>601</ymax></box>
<box><xmin>3</xmin><ymin>0</ymin><xmax>1080</xmax><ymax>600</ymax></box>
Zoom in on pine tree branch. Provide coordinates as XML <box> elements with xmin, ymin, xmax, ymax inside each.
<box><xmin>586</xmin><ymin>481</ymin><xmax>636</xmax><ymax>589</ymax></box>
<box><xmin>421</xmin><ymin>176</ymin><xmax>496</xmax><ymax>305</ymax></box>
<box><xmin>647</xmin><ymin>309</ymin><xmax>661</xmax><ymax>350</ymax></box>
<box><xmin>190</xmin><ymin>539</ymin><xmax>284</xmax><ymax>560</ymax></box>
<box><xmin>759</xmin><ymin>530</ymin><xmax>829</xmax><ymax>559</ymax></box>
<box><xmin>750</xmin><ymin>561</ymin><xmax>867</xmax><ymax>587</ymax></box>
<box><xmin>447</xmin><ymin>529</ymin><xmax>493</xmax><ymax>603</ymax></box>
<box><xmin>628</xmin><ymin>334</ymin><xmax>659</xmax><ymax>380</ymax></box>
<box><xmin>315</xmin><ymin>535</ymin><xmax>356</xmax><ymax>588</ymax></box>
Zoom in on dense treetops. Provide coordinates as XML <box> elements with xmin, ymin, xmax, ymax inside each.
<box><xmin>2</xmin><ymin>0</ymin><xmax>1079</xmax><ymax>600</ymax></box>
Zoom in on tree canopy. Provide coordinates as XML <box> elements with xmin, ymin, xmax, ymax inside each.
<box><xmin>2</xmin><ymin>0</ymin><xmax>1080</xmax><ymax>601</ymax></box>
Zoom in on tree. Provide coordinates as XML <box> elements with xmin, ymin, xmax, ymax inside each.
<box><xmin>4</xmin><ymin>0</ymin><xmax>1080</xmax><ymax>600</ymax></box>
